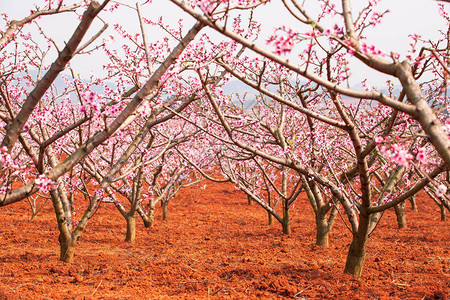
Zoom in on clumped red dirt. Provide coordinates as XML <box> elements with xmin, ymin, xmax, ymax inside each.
<box><xmin>0</xmin><ymin>181</ymin><xmax>448</xmax><ymax>299</ymax></box>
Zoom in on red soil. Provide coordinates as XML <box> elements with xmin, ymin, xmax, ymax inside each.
<box><xmin>0</xmin><ymin>181</ymin><xmax>448</xmax><ymax>299</ymax></box>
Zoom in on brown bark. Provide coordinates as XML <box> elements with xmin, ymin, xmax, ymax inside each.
<box><xmin>58</xmin><ymin>233</ymin><xmax>75</xmax><ymax>263</ymax></box>
<box><xmin>409</xmin><ymin>195</ymin><xmax>418</xmax><ymax>211</ymax></box>
<box><xmin>146</xmin><ymin>201</ymin><xmax>156</xmax><ymax>228</ymax></box>
<box><xmin>162</xmin><ymin>202</ymin><xmax>168</xmax><ymax>221</ymax></box>
<box><xmin>304</xmin><ymin>177</ymin><xmax>336</xmax><ymax>247</ymax></box>
<box><xmin>282</xmin><ymin>200</ymin><xmax>291</xmax><ymax>235</ymax></box>
<box><xmin>394</xmin><ymin>201</ymin><xmax>407</xmax><ymax>229</ymax></box>
<box><xmin>125</xmin><ymin>214</ymin><xmax>136</xmax><ymax>243</ymax></box>
<box><xmin>50</xmin><ymin>185</ymin><xmax>75</xmax><ymax>263</ymax></box>
<box><xmin>344</xmin><ymin>207</ymin><xmax>371</xmax><ymax>278</ymax></box>
<box><xmin>316</xmin><ymin>215</ymin><xmax>329</xmax><ymax>247</ymax></box>
<box><xmin>268</xmin><ymin>211</ymin><xmax>273</xmax><ymax>225</ymax></box>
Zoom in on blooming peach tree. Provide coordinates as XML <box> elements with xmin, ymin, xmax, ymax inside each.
<box><xmin>0</xmin><ymin>0</ymin><xmax>207</xmax><ymax>262</ymax></box>
<box><xmin>166</xmin><ymin>0</ymin><xmax>450</xmax><ymax>278</ymax></box>
<box><xmin>1</xmin><ymin>0</ymin><xmax>449</xmax><ymax>281</ymax></box>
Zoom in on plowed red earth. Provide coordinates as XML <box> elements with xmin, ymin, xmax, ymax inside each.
<box><xmin>0</xmin><ymin>181</ymin><xmax>448</xmax><ymax>299</ymax></box>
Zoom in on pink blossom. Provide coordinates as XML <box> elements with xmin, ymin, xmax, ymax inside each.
<box><xmin>436</xmin><ymin>184</ymin><xmax>447</xmax><ymax>197</ymax></box>
<box><xmin>416</xmin><ymin>147</ymin><xmax>428</xmax><ymax>165</ymax></box>
<box><xmin>443</xmin><ymin>118</ymin><xmax>450</xmax><ymax>134</ymax></box>
<box><xmin>360</xmin><ymin>42</ymin><xmax>385</xmax><ymax>56</ymax></box>
<box><xmin>333</xmin><ymin>24</ymin><xmax>343</xmax><ymax>35</ymax></box>
<box><xmin>139</xmin><ymin>101</ymin><xmax>153</xmax><ymax>116</ymax></box>
<box><xmin>391</xmin><ymin>52</ymin><xmax>400</xmax><ymax>60</ymax></box>
<box><xmin>266</xmin><ymin>27</ymin><xmax>298</xmax><ymax>56</ymax></box>
<box><xmin>380</xmin><ymin>143</ymin><xmax>413</xmax><ymax>167</ymax></box>
<box><xmin>391</xmin><ymin>144</ymin><xmax>413</xmax><ymax>167</ymax></box>
<box><xmin>35</xmin><ymin>175</ymin><xmax>56</xmax><ymax>193</ymax></box>
<box><xmin>374</xmin><ymin>136</ymin><xmax>383</xmax><ymax>144</ymax></box>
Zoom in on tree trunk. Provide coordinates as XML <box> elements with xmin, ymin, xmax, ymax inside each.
<box><xmin>409</xmin><ymin>195</ymin><xmax>418</xmax><ymax>211</ymax></box>
<box><xmin>268</xmin><ymin>210</ymin><xmax>273</xmax><ymax>225</ymax></box>
<box><xmin>247</xmin><ymin>194</ymin><xmax>252</xmax><ymax>205</ymax></box>
<box><xmin>145</xmin><ymin>201</ymin><xmax>156</xmax><ymax>228</ymax></box>
<box><xmin>125</xmin><ymin>214</ymin><xmax>136</xmax><ymax>243</ymax></box>
<box><xmin>394</xmin><ymin>202</ymin><xmax>407</xmax><ymax>229</ymax></box>
<box><xmin>59</xmin><ymin>234</ymin><xmax>75</xmax><ymax>263</ymax></box>
<box><xmin>344</xmin><ymin>212</ymin><xmax>371</xmax><ymax>278</ymax></box>
<box><xmin>282</xmin><ymin>219</ymin><xmax>290</xmax><ymax>235</ymax></box>
<box><xmin>441</xmin><ymin>204</ymin><xmax>446</xmax><ymax>221</ymax></box>
<box><xmin>282</xmin><ymin>201</ymin><xmax>291</xmax><ymax>235</ymax></box>
<box><xmin>316</xmin><ymin>215</ymin><xmax>329</xmax><ymax>247</ymax></box>
<box><xmin>162</xmin><ymin>202</ymin><xmax>168</xmax><ymax>221</ymax></box>
<box><xmin>50</xmin><ymin>187</ymin><xmax>75</xmax><ymax>263</ymax></box>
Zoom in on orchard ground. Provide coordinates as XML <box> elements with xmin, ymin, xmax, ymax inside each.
<box><xmin>0</xmin><ymin>181</ymin><xmax>448</xmax><ymax>299</ymax></box>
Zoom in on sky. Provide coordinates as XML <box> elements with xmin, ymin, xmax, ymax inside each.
<box><xmin>1</xmin><ymin>0</ymin><xmax>448</xmax><ymax>88</ymax></box>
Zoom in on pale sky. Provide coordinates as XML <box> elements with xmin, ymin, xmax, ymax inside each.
<box><xmin>1</xmin><ymin>0</ymin><xmax>447</xmax><ymax>87</ymax></box>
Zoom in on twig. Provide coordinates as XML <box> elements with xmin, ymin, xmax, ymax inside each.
<box><xmin>294</xmin><ymin>285</ymin><xmax>313</xmax><ymax>299</ymax></box>
<box><xmin>91</xmin><ymin>280</ymin><xmax>103</xmax><ymax>296</ymax></box>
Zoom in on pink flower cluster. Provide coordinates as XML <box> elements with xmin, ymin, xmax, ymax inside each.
<box><xmin>324</xmin><ymin>24</ymin><xmax>344</xmax><ymax>37</ymax></box>
<box><xmin>376</xmin><ymin>137</ymin><xmax>427</xmax><ymax>167</ymax></box>
<box><xmin>35</xmin><ymin>174</ymin><xmax>57</xmax><ymax>193</ymax></box>
<box><xmin>416</xmin><ymin>147</ymin><xmax>428</xmax><ymax>165</ymax></box>
<box><xmin>442</xmin><ymin>118</ymin><xmax>450</xmax><ymax>134</ymax></box>
<box><xmin>320</xmin><ymin>1</ymin><xmax>336</xmax><ymax>16</ymax></box>
<box><xmin>360</xmin><ymin>42</ymin><xmax>384</xmax><ymax>57</ymax></box>
<box><xmin>80</xmin><ymin>91</ymin><xmax>100</xmax><ymax>115</ymax></box>
<box><xmin>380</xmin><ymin>143</ymin><xmax>413</xmax><ymax>167</ymax></box>
<box><xmin>266</xmin><ymin>27</ymin><xmax>298</xmax><ymax>56</ymax></box>
<box><xmin>436</xmin><ymin>184</ymin><xmax>447</xmax><ymax>198</ymax></box>
<box><xmin>0</xmin><ymin>147</ymin><xmax>14</xmax><ymax>168</ymax></box>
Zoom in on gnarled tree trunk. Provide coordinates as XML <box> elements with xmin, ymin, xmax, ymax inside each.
<box><xmin>394</xmin><ymin>201</ymin><xmax>407</xmax><ymax>229</ymax></box>
<box><xmin>344</xmin><ymin>208</ymin><xmax>371</xmax><ymax>278</ymax></box>
<box><xmin>125</xmin><ymin>214</ymin><xmax>136</xmax><ymax>243</ymax></box>
<box><xmin>162</xmin><ymin>201</ymin><xmax>168</xmax><ymax>221</ymax></box>
<box><xmin>409</xmin><ymin>195</ymin><xmax>418</xmax><ymax>211</ymax></box>
<box><xmin>268</xmin><ymin>211</ymin><xmax>273</xmax><ymax>225</ymax></box>
<box><xmin>282</xmin><ymin>199</ymin><xmax>291</xmax><ymax>235</ymax></box>
<box><xmin>247</xmin><ymin>194</ymin><xmax>253</xmax><ymax>205</ymax></box>
<box><xmin>146</xmin><ymin>200</ymin><xmax>157</xmax><ymax>227</ymax></box>
<box><xmin>59</xmin><ymin>234</ymin><xmax>75</xmax><ymax>263</ymax></box>
<box><xmin>316</xmin><ymin>214</ymin><xmax>329</xmax><ymax>247</ymax></box>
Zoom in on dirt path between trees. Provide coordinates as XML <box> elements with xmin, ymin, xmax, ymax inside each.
<box><xmin>0</xmin><ymin>181</ymin><xmax>448</xmax><ymax>299</ymax></box>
